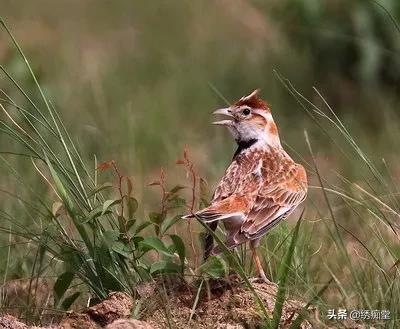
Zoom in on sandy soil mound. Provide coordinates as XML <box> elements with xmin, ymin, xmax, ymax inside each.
<box><xmin>138</xmin><ymin>276</ymin><xmax>311</xmax><ymax>329</ymax></box>
<box><xmin>0</xmin><ymin>276</ymin><xmax>316</xmax><ymax>328</ymax></box>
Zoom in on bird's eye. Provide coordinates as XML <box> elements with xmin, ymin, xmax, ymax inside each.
<box><xmin>242</xmin><ymin>108</ymin><xmax>251</xmax><ymax>115</ymax></box>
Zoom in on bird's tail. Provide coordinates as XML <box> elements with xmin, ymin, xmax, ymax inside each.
<box><xmin>181</xmin><ymin>211</ymin><xmax>218</xmax><ymax>259</ymax></box>
<box><xmin>203</xmin><ymin>221</ymin><xmax>218</xmax><ymax>260</ymax></box>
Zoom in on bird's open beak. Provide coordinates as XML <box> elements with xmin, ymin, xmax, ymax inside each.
<box><xmin>212</xmin><ymin>107</ymin><xmax>234</xmax><ymax>126</ymax></box>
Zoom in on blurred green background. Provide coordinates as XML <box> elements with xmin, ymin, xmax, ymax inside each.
<box><xmin>1</xmin><ymin>0</ymin><xmax>400</xmax><ymax>314</ymax></box>
<box><xmin>2</xmin><ymin>0</ymin><xmax>399</xmax><ymax>182</ymax></box>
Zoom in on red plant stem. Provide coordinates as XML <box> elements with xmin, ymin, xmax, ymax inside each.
<box><xmin>190</xmin><ymin>164</ymin><xmax>196</xmax><ymax>212</ymax></box>
<box><xmin>158</xmin><ymin>170</ymin><xmax>168</xmax><ymax>238</ymax></box>
<box><xmin>160</xmin><ymin>185</ymin><xmax>166</xmax><ymax>218</ymax></box>
<box><xmin>188</xmin><ymin>162</ymin><xmax>198</xmax><ymax>268</ymax></box>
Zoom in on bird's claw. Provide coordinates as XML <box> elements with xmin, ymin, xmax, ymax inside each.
<box><xmin>249</xmin><ymin>276</ymin><xmax>277</xmax><ymax>286</ymax></box>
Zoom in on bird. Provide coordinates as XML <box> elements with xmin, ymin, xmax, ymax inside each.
<box><xmin>183</xmin><ymin>89</ymin><xmax>307</xmax><ymax>283</ymax></box>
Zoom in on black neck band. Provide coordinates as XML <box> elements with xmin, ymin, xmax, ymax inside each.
<box><xmin>233</xmin><ymin>139</ymin><xmax>257</xmax><ymax>159</ymax></box>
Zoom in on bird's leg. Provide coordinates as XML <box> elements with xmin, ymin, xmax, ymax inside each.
<box><xmin>250</xmin><ymin>239</ymin><xmax>273</xmax><ymax>284</ymax></box>
<box><xmin>251</xmin><ymin>246</ymin><xmax>269</xmax><ymax>282</ymax></box>
<box><xmin>204</xmin><ymin>222</ymin><xmax>218</xmax><ymax>260</ymax></box>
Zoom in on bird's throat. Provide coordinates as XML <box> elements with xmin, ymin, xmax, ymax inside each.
<box><xmin>233</xmin><ymin>138</ymin><xmax>258</xmax><ymax>159</ymax></box>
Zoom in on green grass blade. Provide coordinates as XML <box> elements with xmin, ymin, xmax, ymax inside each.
<box><xmin>271</xmin><ymin>215</ymin><xmax>302</xmax><ymax>329</ymax></box>
<box><xmin>44</xmin><ymin>153</ymin><xmax>93</xmax><ymax>254</ymax></box>
<box><xmin>197</xmin><ymin>218</ymin><xmax>272</xmax><ymax>327</ymax></box>
<box><xmin>288</xmin><ymin>278</ymin><xmax>333</xmax><ymax>329</ymax></box>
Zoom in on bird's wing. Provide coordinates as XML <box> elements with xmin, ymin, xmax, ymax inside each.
<box><xmin>212</xmin><ymin>151</ymin><xmax>262</xmax><ymax>202</ymax></box>
<box><xmin>191</xmin><ymin>152</ymin><xmax>263</xmax><ymax>222</ymax></box>
<box><xmin>190</xmin><ymin>194</ymin><xmax>251</xmax><ymax>223</ymax></box>
<box><xmin>241</xmin><ymin>160</ymin><xmax>307</xmax><ymax>239</ymax></box>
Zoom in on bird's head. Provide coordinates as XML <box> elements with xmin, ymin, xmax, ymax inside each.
<box><xmin>213</xmin><ymin>89</ymin><xmax>280</xmax><ymax>148</ymax></box>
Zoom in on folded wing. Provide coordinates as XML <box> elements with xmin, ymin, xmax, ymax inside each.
<box><xmin>184</xmin><ymin>152</ymin><xmax>262</xmax><ymax>222</ymax></box>
<box><xmin>241</xmin><ymin>162</ymin><xmax>307</xmax><ymax>239</ymax></box>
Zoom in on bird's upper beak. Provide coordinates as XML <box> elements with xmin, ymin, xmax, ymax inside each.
<box><xmin>212</xmin><ymin>107</ymin><xmax>234</xmax><ymax>126</ymax></box>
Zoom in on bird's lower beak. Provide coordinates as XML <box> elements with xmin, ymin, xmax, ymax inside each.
<box><xmin>212</xmin><ymin>107</ymin><xmax>234</xmax><ymax>126</ymax></box>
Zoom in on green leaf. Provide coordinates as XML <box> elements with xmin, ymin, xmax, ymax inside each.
<box><xmin>99</xmin><ymin>267</ymin><xmax>123</xmax><ymax>291</ymax></box>
<box><xmin>168</xmin><ymin>185</ymin><xmax>186</xmax><ymax>195</ymax></box>
<box><xmin>54</xmin><ymin>271</ymin><xmax>74</xmax><ymax>305</ymax></box>
<box><xmin>127</xmin><ymin>197</ymin><xmax>138</xmax><ymax>218</ymax></box>
<box><xmin>87</xmin><ymin>182</ymin><xmax>113</xmax><ymax>198</ymax></box>
<box><xmin>102</xmin><ymin>230</ymin><xmax>119</xmax><ymax>247</ymax></box>
<box><xmin>61</xmin><ymin>292</ymin><xmax>80</xmax><ymax>310</ymax></box>
<box><xmin>139</xmin><ymin>237</ymin><xmax>173</xmax><ymax>257</ymax></box>
<box><xmin>149</xmin><ymin>212</ymin><xmax>163</xmax><ymax>225</ymax></box>
<box><xmin>131</xmin><ymin>236</ymin><xmax>144</xmax><ymax>248</ymax></box>
<box><xmin>125</xmin><ymin>176</ymin><xmax>133</xmax><ymax>196</ymax></box>
<box><xmin>126</xmin><ymin>219</ymin><xmax>136</xmax><ymax>232</ymax></box>
<box><xmin>167</xmin><ymin>195</ymin><xmax>186</xmax><ymax>209</ymax></box>
<box><xmin>160</xmin><ymin>215</ymin><xmax>180</xmax><ymax>235</ymax></box>
<box><xmin>84</xmin><ymin>204</ymin><xmax>112</xmax><ymax>223</ymax></box>
<box><xmin>149</xmin><ymin>212</ymin><xmax>163</xmax><ymax>235</ymax></box>
<box><xmin>57</xmin><ymin>245</ymin><xmax>81</xmax><ymax>270</ymax></box>
<box><xmin>112</xmin><ymin>241</ymin><xmax>131</xmax><ymax>258</ymax></box>
<box><xmin>134</xmin><ymin>221</ymin><xmax>151</xmax><ymax>234</ymax></box>
<box><xmin>150</xmin><ymin>260</ymin><xmax>181</xmax><ymax>274</ymax></box>
<box><xmin>198</xmin><ymin>256</ymin><xmax>228</xmax><ymax>279</ymax></box>
<box><xmin>118</xmin><ymin>215</ymin><xmax>126</xmax><ymax>232</ymax></box>
<box><xmin>44</xmin><ymin>154</ymin><xmax>73</xmax><ymax>212</ymax></box>
<box><xmin>101</xmin><ymin>199</ymin><xmax>121</xmax><ymax>216</ymax></box>
<box><xmin>169</xmin><ymin>234</ymin><xmax>186</xmax><ymax>273</ymax></box>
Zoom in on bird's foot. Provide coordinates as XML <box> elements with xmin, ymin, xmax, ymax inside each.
<box><xmin>250</xmin><ymin>275</ymin><xmax>277</xmax><ymax>286</ymax></box>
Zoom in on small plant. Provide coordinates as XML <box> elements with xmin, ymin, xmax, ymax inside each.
<box><xmin>0</xmin><ymin>18</ymin><xmax>189</xmax><ymax>314</ymax></box>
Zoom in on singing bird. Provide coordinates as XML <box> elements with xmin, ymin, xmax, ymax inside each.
<box><xmin>183</xmin><ymin>90</ymin><xmax>307</xmax><ymax>282</ymax></box>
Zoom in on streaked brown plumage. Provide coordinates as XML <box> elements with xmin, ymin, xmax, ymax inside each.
<box><xmin>183</xmin><ymin>89</ymin><xmax>307</xmax><ymax>282</ymax></box>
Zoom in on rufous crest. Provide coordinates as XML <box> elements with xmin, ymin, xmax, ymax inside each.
<box><xmin>234</xmin><ymin>89</ymin><xmax>270</xmax><ymax>112</ymax></box>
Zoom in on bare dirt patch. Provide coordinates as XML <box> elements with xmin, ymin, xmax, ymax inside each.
<box><xmin>138</xmin><ymin>276</ymin><xmax>311</xmax><ymax>329</ymax></box>
<box><xmin>0</xmin><ymin>276</ymin><xmax>318</xmax><ymax>328</ymax></box>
